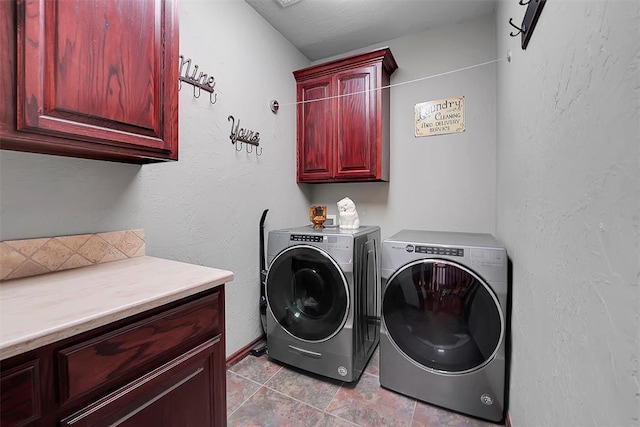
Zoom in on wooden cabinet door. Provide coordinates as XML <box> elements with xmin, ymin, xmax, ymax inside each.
<box><xmin>296</xmin><ymin>76</ymin><xmax>333</xmax><ymax>183</ymax></box>
<box><xmin>60</xmin><ymin>337</ymin><xmax>225</xmax><ymax>427</ymax></box>
<box><xmin>0</xmin><ymin>360</ymin><xmax>41</xmax><ymax>426</ymax></box>
<box><xmin>14</xmin><ymin>0</ymin><xmax>178</xmax><ymax>161</ymax></box>
<box><xmin>333</xmin><ymin>64</ymin><xmax>379</xmax><ymax>181</ymax></box>
<box><xmin>294</xmin><ymin>48</ymin><xmax>396</xmax><ymax>183</ymax></box>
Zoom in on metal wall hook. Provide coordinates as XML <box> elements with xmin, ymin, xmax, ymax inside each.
<box><xmin>228</xmin><ymin>115</ymin><xmax>263</xmax><ymax>157</ymax></box>
<box><xmin>178</xmin><ymin>79</ymin><xmax>182</xmax><ymax>91</ymax></box>
<box><xmin>179</xmin><ymin>55</ymin><xmax>217</xmax><ymax>103</ymax></box>
<box><xmin>509</xmin><ymin>0</ymin><xmax>546</xmax><ymax>49</ymax></box>
<box><xmin>509</xmin><ymin>18</ymin><xmax>525</xmax><ymax>37</ymax></box>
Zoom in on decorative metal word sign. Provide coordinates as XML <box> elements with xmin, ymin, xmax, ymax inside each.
<box><xmin>414</xmin><ymin>96</ymin><xmax>465</xmax><ymax>137</ymax></box>
<box><xmin>228</xmin><ymin>116</ymin><xmax>262</xmax><ymax>156</ymax></box>
<box><xmin>179</xmin><ymin>55</ymin><xmax>217</xmax><ymax>103</ymax></box>
<box><xmin>228</xmin><ymin>116</ymin><xmax>260</xmax><ymax>146</ymax></box>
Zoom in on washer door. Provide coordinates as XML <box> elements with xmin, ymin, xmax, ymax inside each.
<box><xmin>382</xmin><ymin>259</ymin><xmax>504</xmax><ymax>373</ymax></box>
<box><xmin>266</xmin><ymin>245</ymin><xmax>349</xmax><ymax>342</ymax></box>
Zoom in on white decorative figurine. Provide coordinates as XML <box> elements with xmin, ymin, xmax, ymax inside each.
<box><xmin>337</xmin><ymin>197</ymin><xmax>360</xmax><ymax>229</ymax></box>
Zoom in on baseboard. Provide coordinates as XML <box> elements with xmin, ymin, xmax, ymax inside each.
<box><xmin>226</xmin><ymin>334</ymin><xmax>265</xmax><ymax>368</ymax></box>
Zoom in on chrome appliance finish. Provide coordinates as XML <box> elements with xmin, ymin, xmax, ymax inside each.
<box><xmin>379</xmin><ymin>230</ymin><xmax>508</xmax><ymax>423</ymax></box>
<box><xmin>266</xmin><ymin>225</ymin><xmax>380</xmax><ymax>382</ymax></box>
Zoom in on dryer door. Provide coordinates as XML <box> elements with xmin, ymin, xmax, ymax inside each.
<box><xmin>266</xmin><ymin>245</ymin><xmax>349</xmax><ymax>342</ymax></box>
<box><xmin>382</xmin><ymin>259</ymin><xmax>504</xmax><ymax>373</ymax></box>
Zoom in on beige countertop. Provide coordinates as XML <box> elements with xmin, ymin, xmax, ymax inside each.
<box><xmin>0</xmin><ymin>256</ymin><xmax>233</xmax><ymax>361</ymax></box>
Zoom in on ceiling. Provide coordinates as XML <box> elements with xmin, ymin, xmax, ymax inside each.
<box><xmin>244</xmin><ymin>0</ymin><xmax>497</xmax><ymax>61</ymax></box>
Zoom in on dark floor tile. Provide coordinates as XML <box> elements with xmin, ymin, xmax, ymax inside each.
<box><xmin>228</xmin><ymin>354</ymin><xmax>282</xmax><ymax>385</ymax></box>
<box><xmin>325</xmin><ymin>373</ymin><xmax>416</xmax><ymax>427</ymax></box>
<box><xmin>314</xmin><ymin>413</ymin><xmax>360</xmax><ymax>426</ymax></box>
<box><xmin>265</xmin><ymin>364</ymin><xmax>342</xmax><ymax>411</ymax></box>
<box><xmin>226</xmin><ymin>371</ymin><xmax>261</xmax><ymax>416</ymax></box>
<box><xmin>227</xmin><ymin>386</ymin><xmax>325</xmax><ymax>427</ymax></box>
<box><xmin>411</xmin><ymin>401</ymin><xmax>504</xmax><ymax>427</ymax></box>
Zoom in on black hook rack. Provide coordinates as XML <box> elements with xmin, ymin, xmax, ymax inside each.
<box><xmin>509</xmin><ymin>0</ymin><xmax>546</xmax><ymax>49</ymax></box>
<box><xmin>178</xmin><ymin>55</ymin><xmax>217</xmax><ymax>104</ymax></box>
<box><xmin>228</xmin><ymin>115</ymin><xmax>263</xmax><ymax>157</ymax></box>
<box><xmin>509</xmin><ymin>18</ymin><xmax>524</xmax><ymax>37</ymax></box>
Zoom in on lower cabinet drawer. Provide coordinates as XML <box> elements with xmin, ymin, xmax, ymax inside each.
<box><xmin>58</xmin><ymin>291</ymin><xmax>220</xmax><ymax>402</ymax></box>
<box><xmin>60</xmin><ymin>337</ymin><xmax>221</xmax><ymax>427</ymax></box>
<box><xmin>0</xmin><ymin>360</ymin><xmax>40</xmax><ymax>426</ymax></box>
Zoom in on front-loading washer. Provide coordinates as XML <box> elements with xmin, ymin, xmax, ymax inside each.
<box><xmin>265</xmin><ymin>225</ymin><xmax>380</xmax><ymax>382</ymax></box>
<box><xmin>380</xmin><ymin>230</ymin><xmax>508</xmax><ymax>422</ymax></box>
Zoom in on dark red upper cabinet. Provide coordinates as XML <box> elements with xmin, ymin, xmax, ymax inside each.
<box><xmin>0</xmin><ymin>0</ymin><xmax>179</xmax><ymax>163</ymax></box>
<box><xmin>294</xmin><ymin>48</ymin><xmax>397</xmax><ymax>183</ymax></box>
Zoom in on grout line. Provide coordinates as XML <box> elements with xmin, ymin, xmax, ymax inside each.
<box><xmin>259</xmin><ymin>384</ymin><xmax>359</xmax><ymax>427</ymax></box>
<box><xmin>229</xmin><ymin>354</ymin><xmax>383</xmax><ymax>426</ymax></box>
<box><xmin>408</xmin><ymin>399</ymin><xmax>418</xmax><ymax>427</ymax></box>
<box><xmin>317</xmin><ymin>411</ymin><xmax>361</xmax><ymax>427</ymax></box>
<box><xmin>227</xmin><ymin>366</ymin><xmax>284</xmax><ymax>419</ymax></box>
<box><xmin>262</xmin><ymin>363</ymin><xmax>284</xmax><ymax>384</ymax></box>
<box><xmin>226</xmin><ymin>371</ymin><xmax>266</xmax><ymax>419</ymax></box>
<box><xmin>226</xmin><ymin>362</ymin><xmax>283</xmax><ymax>419</ymax></box>
<box><xmin>361</xmin><ymin>370</ymin><xmax>379</xmax><ymax>378</ymax></box>
<box><xmin>227</xmin><ymin>370</ymin><xmax>264</xmax><ymax>388</ymax></box>
<box><xmin>262</xmin><ymin>383</ymin><xmax>329</xmax><ymax>412</ymax></box>
<box><xmin>228</xmin><ymin>353</ymin><xmax>498</xmax><ymax>427</ymax></box>
<box><xmin>322</xmin><ymin>383</ymin><xmax>343</xmax><ymax>412</ymax></box>
<box><xmin>227</xmin><ymin>384</ymin><xmax>263</xmax><ymax>419</ymax></box>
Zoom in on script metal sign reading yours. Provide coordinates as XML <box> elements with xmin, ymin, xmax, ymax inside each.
<box><xmin>228</xmin><ymin>116</ymin><xmax>260</xmax><ymax>146</ymax></box>
<box><xmin>415</xmin><ymin>97</ymin><xmax>465</xmax><ymax>137</ymax></box>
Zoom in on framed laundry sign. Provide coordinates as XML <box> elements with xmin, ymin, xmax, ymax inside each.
<box><xmin>414</xmin><ymin>96</ymin><xmax>465</xmax><ymax>137</ymax></box>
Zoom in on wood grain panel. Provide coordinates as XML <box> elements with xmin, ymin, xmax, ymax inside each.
<box><xmin>297</xmin><ymin>77</ymin><xmax>333</xmax><ymax>182</ymax></box>
<box><xmin>53</xmin><ymin>0</ymin><xmax>157</xmax><ymax>130</ymax></box>
<box><xmin>1</xmin><ymin>0</ymin><xmax>179</xmax><ymax>163</ymax></box>
<box><xmin>335</xmin><ymin>67</ymin><xmax>374</xmax><ymax>176</ymax></box>
<box><xmin>0</xmin><ymin>359</ymin><xmax>40</xmax><ymax>426</ymax></box>
<box><xmin>294</xmin><ymin>48</ymin><xmax>396</xmax><ymax>183</ymax></box>
<box><xmin>58</xmin><ymin>292</ymin><xmax>220</xmax><ymax>402</ymax></box>
<box><xmin>60</xmin><ymin>338</ymin><xmax>222</xmax><ymax>427</ymax></box>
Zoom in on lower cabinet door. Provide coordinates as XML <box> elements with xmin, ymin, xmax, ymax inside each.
<box><xmin>60</xmin><ymin>337</ymin><xmax>224</xmax><ymax>427</ymax></box>
<box><xmin>0</xmin><ymin>360</ymin><xmax>41</xmax><ymax>426</ymax></box>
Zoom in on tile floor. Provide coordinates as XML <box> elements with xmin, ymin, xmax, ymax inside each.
<box><xmin>227</xmin><ymin>346</ymin><xmax>504</xmax><ymax>427</ymax></box>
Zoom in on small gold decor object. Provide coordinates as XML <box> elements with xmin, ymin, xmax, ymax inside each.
<box><xmin>309</xmin><ymin>205</ymin><xmax>327</xmax><ymax>229</ymax></box>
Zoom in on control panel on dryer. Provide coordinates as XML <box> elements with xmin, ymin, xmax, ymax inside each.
<box><xmin>414</xmin><ymin>245</ymin><xmax>464</xmax><ymax>257</ymax></box>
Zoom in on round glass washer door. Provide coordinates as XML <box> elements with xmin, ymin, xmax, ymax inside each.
<box><xmin>382</xmin><ymin>259</ymin><xmax>504</xmax><ymax>374</ymax></box>
<box><xmin>266</xmin><ymin>245</ymin><xmax>349</xmax><ymax>342</ymax></box>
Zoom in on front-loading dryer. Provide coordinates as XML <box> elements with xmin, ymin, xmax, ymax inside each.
<box><xmin>265</xmin><ymin>225</ymin><xmax>380</xmax><ymax>382</ymax></box>
<box><xmin>380</xmin><ymin>230</ymin><xmax>508</xmax><ymax>422</ymax></box>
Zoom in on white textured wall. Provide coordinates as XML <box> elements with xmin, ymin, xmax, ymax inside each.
<box><xmin>496</xmin><ymin>0</ymin><xmax>640</xmax><ymax>425</ymax></box>
<box><xmin>310</xmin><ymin>14</ymin><xmax>498</xmax><ymax>240</ymax></box>
<box><xmin>0</xmin><ymin>0</ymin><xmax>311</xmax><ymax>357</ymax></box>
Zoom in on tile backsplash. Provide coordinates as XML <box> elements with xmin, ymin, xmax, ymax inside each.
<box><xmin>0</xmin><ymin>230</ymin><xmax>145</xmax><ymax>281</ymax></box>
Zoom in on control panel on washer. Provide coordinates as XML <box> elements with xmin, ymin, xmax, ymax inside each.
<box><xmin>290</xmin><ymin>234</ymin><xmax>352</xmax><ymax>252</ymax></box>
<box><xmin>290</xmin><ymin>234</ymin><xmax>323</xmax><ymax>243</ymax></box>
